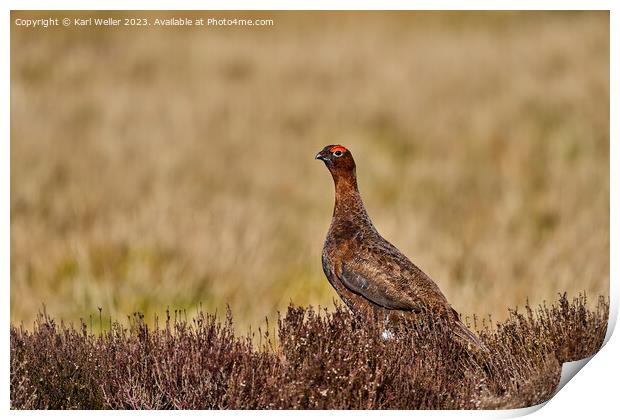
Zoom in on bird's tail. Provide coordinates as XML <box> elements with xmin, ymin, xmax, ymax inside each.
<box><xmin>452</xmin><ymin>319</ymin><xmax>490</xmax><ymax>354</ymax></box>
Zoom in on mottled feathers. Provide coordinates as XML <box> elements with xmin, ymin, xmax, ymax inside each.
<box><xmin>316</xmin><ymin>144</ymin><xmax>485</xmax><ymax>351</ymax></box>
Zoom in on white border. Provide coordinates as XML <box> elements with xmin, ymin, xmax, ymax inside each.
<box><xmin>1</xmin><ymin>0</ymin><xmax>617</xmax><ymax>10</ymax></box>
<box><xmin>3</xmin><ymin>2</ymin><xmax>617</xmax><ymax>419</ymax></box>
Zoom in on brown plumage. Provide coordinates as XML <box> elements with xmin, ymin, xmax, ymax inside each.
<box><xmin>316</xmin><ymin>144</ymin><xmax>484</xmax><ymax>351</ymax></box>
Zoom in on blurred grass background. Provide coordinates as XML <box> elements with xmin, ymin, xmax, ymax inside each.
<box><xmin>10</xmin><ymin>11</ymin><xmax>609</xmax><ymax>331</ymax></box>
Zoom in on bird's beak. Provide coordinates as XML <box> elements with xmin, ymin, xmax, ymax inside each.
<box><xmin>315</xmin><ymin>151</ymin><xmax>327</xmax><ymax>161</ymax></box>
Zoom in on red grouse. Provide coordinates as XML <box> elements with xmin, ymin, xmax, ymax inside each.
<box><xmin>316</xmin><ymin>144</ymin><xmax>483</xmax><ymax>350</ymax></box>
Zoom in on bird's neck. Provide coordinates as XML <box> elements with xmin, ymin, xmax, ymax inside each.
<box><xmin>331</xmin><ymin>171</ymin><xmax>371</xmax><ymax>224</ymax></box>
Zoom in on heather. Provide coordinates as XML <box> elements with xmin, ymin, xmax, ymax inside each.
<box><xmin>11</xmin><ymin>294</ymin><xmax>608</xmax><ymax>409</ymax></box>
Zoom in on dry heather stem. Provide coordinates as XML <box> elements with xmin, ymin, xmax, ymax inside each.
<box><xmin>11</xmin><ymin>293</ymin><xmax>608</xmax><ymax>409</ymax></box>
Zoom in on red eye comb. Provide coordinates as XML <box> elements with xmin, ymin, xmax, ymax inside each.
<box><xmin>330</xmin><ymin>145</ymin><xmax>347</xmax><ymax>154</ymax></box>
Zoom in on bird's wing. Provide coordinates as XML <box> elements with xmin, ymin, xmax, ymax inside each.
<box><xmin>334</xmin><ymin>235</ymin><xmax>454</xmax><ymax>314</ymax></box>
<box><xmin>338</xmin><ymin>261</ymin><xmax>421</xmax><ymax>310</ymax></box>
<box><xmin>337</xmin><ymin>251</ymin><xmax>438</xmax><ymax>312</ymax></box>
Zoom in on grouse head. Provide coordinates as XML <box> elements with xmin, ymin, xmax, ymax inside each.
<box><xmin>315</xmin><ymin>145</ymin><xmax>357</xmax><ymax>183</ymax></box>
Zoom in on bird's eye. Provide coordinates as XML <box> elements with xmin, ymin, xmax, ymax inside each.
<box><xmin>333</xmin><ymin>150</ymin><xmax>343</xmax><ymax>157</ymax></box>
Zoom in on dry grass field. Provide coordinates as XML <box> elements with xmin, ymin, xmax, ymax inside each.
<box><xmin>11</xmin><ymin>11</ymin><xmax>609</xmax><ymax>332</ymax></box>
